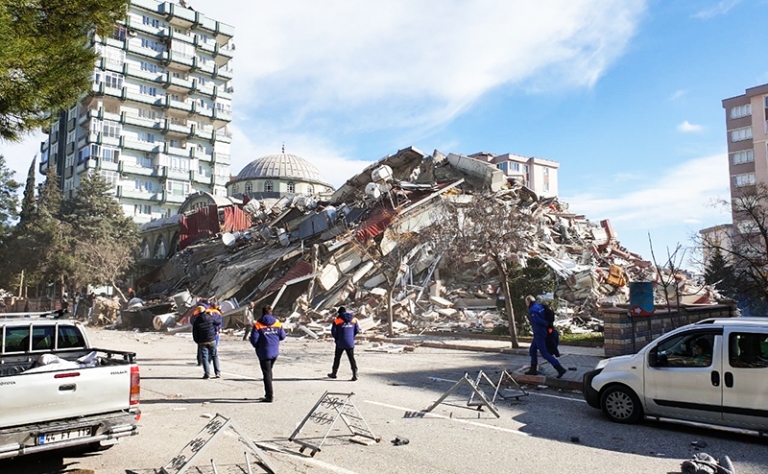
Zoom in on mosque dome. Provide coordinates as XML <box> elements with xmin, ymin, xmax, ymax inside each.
<box><xmin>236</xmin><ymin>152</ymin><xmax>330</xmax><ymax>186</ymax></box>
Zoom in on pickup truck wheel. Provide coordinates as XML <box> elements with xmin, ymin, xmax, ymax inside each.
<box><xmin>600</xmin><ymin>385</ymin><xmax>643</xmax><ymax>424</ymax></box>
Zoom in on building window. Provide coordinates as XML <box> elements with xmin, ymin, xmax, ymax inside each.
<box><xmin>134</xmin><ymin>204</ymin><xmax>152</xmax><ymax>215</ymax></box>
<box><xmin>140</xmin><ymin>61</ymin><xmax>161</xmax><ymax>74</ymax></box>
<box><xmin>264</xmin><ymin>181</ymin><xmax>274</xmax><ymax>193</ymax></box>
<box><xmin>308</xmin><ymin>185</ymin><xmax>314</xmax><ymax>195</ymax></box>
<box><xmin>100</xmin><ymin>170</ymin><xmax>119</xmax><ymax>188</ymax></box>
<box><xmin>737</xmin><ymin>220</ymin><xmax>758</xmax><ymax>235</ymax></box>
<box><xmin>113</xmin><ymin>25</ymin><xmax>127</xmax><ymax>41</ymax></box>
<box><xmin>141</xmin><ymin>239</ymin><xmax>150</xmax><ymax>259</ymax></box>
<box><xmin>731</xmin><ymin>127</ymin><xmax>753</xmax><ymax>142</ymax></box>
<box><xmin>287</xmin><ymin>182</ymin><xmax>296</xmax><ymax>193</ymax></box>
<box><xmin>138</xmin><ymin>132</ymin><xmax>156</xmax><ymax>143</ymax></box>
<box><xmin>140</xmin><ymin>37</ymin><xmax>164</xmax><ymax>52</ymax></box>
<box><xmin>95</xmin><ymin>71</ymin><xmax>123</xmax><ymax>90</ymax></box>
<box><xmin>734</xmin><ymin>173</ymin><xmax>756</xmax><ymax>187</ymax></box>
<box><xmin>169</xmin><ymin>155</ymin><xmax>189</xmax><ymax>171</ymax></box>
<box><xmin>730</xmin><ymin>104</ymin><xmax>752</xmax><ymax>119</ymax></box>
<box><xmin>142</xmin><ymin>15</ymin><xmax>161</xmax><ymax>28</ymax></box>
<box><xmin>101</xmin><ymin>146</ymin><xmax>120</xmax><ymax>163</ymax></box>
<box><xmin>166</xmin><ymin>180</ymin><xmax>190</xmax><ymax>196</ymax></box>
<box><xmin>244</xmin><ymin>181</ymin><xmax>253</xmax><ymax>194</ymax></box>
<box><xmin>138</xmin><ymin>108</ymin><xmax>159</xmax><ymax>120</ymax></box>
<box><xmin>139</xmin><ymin>85</ymin><xmax>158</xmax><ymax>96</ymax></box>
<box><xmin>101</xmin><ymin>120</ymin><xmax>121</xmax><ymax>139</ymax></box>
<box><xmin>732</xmin><ymin>150</ymin><xmax>754</xmax><ymax>165</ymax></box>
<box><xmin>135</xmin><ymin>180</ymin><xmax>153</xmax><ymax>192</ymax></box>
<box><xmin>543</xmin><ymin>167</ymin><xmax>550</xmax><ymax>192</ymax></box>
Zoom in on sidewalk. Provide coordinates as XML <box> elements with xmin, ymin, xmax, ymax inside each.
<box><xmin>369</xmin><ymin>333</ymin><xmax>605</xmax><ymax>391</ymax></box>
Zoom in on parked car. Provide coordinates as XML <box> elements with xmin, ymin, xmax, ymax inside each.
<box><xmin>0</xmin><ymin>311</ymin><xmax>140</xmax><ymax>460</ymax></box>
<box><xmin>584</xmin><ymin>317</ymin><xmax>768</xmax><ymax>433</ymax></box>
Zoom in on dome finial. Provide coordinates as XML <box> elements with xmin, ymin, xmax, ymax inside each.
<box><xmin>281</xmin><ymin>142</ymin><xmax>285</xmax><ymax>154</ymax></box>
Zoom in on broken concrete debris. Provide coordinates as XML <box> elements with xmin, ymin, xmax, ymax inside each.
<box><xmin>125</xmin><ymin>146</ymin><xmax>726</xmax><ymax>337</ymax></box>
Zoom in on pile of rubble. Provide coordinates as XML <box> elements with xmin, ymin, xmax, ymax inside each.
<box><xmin>133</xmin><ymin>146</ymin><xmax>726</xmax><ymax>335</ymax></box>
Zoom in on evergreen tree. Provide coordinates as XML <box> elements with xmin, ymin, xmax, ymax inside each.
<box><xmin>703</xmin><ymin>248</ymin><xmax>737</xmax><ymax>299</ymax></box>
<box><xmin>18</xmin><ymin>155</ymin><xmax>36</xmax><ymax>227</ymax></box>
<box><xmin>0</xmin><ymin>0</ymin><xmax>129</xmax><ymax>141</ymax></box>
<box><xmin>507</xmin><ymin>257</ymin><xmax>554</xmax><ymax>333</ymax></box>
<box><xmin>0</xmin><ymin>155</ymin><xmax>20</xmax><ymax>244</ymax></box>
<box><xmin>60</xmin><ymin>172</ymin><xmax>139</xmax><ymax>292</ymax></box>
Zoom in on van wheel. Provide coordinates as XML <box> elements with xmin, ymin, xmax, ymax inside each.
<box><xmin>600</xmin><ymin>385</ymin><xmax>643</xmax><ymax>424</ymax></box>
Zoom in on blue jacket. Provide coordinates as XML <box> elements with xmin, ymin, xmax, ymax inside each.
<box><xmin>331</xmin><ymin>311</ymin><xmax>360</xmax><ymax>349</ymax></box>
<box><xmin>527</xmin><ymin>302</ymin><xmax>549</xmax><ymax>338</ymax></box>
<box><xmin>192</xmin><ymin>312</ymin><xmax>220</xmax><ymax>344</ymax></box>
<box><xmin>250</xmin><ymin>314</ymin><xmax>286</xmax><ymax>360</ymax></box>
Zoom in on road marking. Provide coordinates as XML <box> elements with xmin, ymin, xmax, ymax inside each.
<box><xmin>221</xmin><ymin>371</ymin><xmax>258</xmax><ymax>380</ymax></box>
<box><xmin>258</xmin><ymin>443</ymin><xmax>362</xmax><ymax>474</ymax></box>
<box><xmin>528</xmin><ymin>392</ymin><xmax>586</xmax><ymax>403</ymax></box>
<box><xmin>363</xmin><ymin>400</ymin><xmax>529</xmax><ymax>436</ymax></box>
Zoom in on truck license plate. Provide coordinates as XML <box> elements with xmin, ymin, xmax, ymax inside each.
<box><xmin>38</xmin><ymin>427</ymin><xmax>92</xmax><ymax>445</ymax></box>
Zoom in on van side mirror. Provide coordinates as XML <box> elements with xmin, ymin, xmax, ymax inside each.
<box><xmin>649</xmin><ymin>349</ymin><xmax>668</xmax><ymax>367</ymax></box>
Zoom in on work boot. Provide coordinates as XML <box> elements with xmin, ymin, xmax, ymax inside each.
<box><xmin>556</xmin><ymin>365</ymin><xmax>567</xmax><ymax>379</ymax></box>
<box><xmin>351</xmin><ymin>371</ymin><xmax>358</xmax><ymax>382</ymax></box>
<box><xmin>327</xmin><ymin>373</ymin><xmax>337</xmax><ymax>379</ymax></box>
<box><xmin>524</xmin><ymin>364</ymin><xmax>538</xmax><ymax>376</ymax></box>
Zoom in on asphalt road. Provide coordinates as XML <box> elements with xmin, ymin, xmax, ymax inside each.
<box><xmin>3</xmin><ymin>328</ymin><xmax>767</xmax><ymax>474</ymax></box>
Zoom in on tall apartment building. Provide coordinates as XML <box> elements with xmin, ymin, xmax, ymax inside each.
<box><xmin>39</xmin><ymin>0</ymin><xmax>234</xmax><ymax>224</ymax></box>
<box><xmin>721</xmin><ymin>84</ymin><xmax>768</xmax><ymax>234</ymax></box>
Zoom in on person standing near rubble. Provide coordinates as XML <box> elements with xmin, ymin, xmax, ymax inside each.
<box><xmin>191</xmin><ymin>298</ymin><xmax>210</xmax><ymax>366</ymax></box>
<box><xmin>525</xmin><ymin>295</ymin><xmax>567</xmax><ymax>378</ymax></box>
<box><xmin>249</xmin><ymin>305</ymin><xmax>286</xmax><ymax>403</ymax></box>
<box><xmin>192</xmin><ymin>303</ymin><xmax>221</xmax><ymax>379</ymax></box>
<box><xmin>328</xmin><ymin>306</ymin><xmax>361</xmax><ymax>381</ymax></box>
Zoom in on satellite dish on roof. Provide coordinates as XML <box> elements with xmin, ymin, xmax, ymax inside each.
<box><xmin>222</xmin><ymin>232</ymin><xmax>236</xmax><ymax>247</ymax></box>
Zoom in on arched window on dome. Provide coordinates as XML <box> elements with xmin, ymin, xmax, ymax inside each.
<box><xmin>232</xmin><ymin>183</ymin><xmax>239</xmax><ymax>195</ymax></box>
<box><xmin>141</xmin><ymin>239</ymin><xmax>150</xmax><ymax>259</ymax></box>
<box><xmin>287</xmin><ymin>181</ymin><xmax>296</xmax><ymax>193</ymax></box>
<box><xmin>245</xmin><ymin>181</ymin><xmax>253</xmax><ymax>194</ymax></box>
<box><xmin>308</xmin><ymin>185</ymin><xmax>315</xmax><ymax>195</ymax></box>
<box><xmin>265</xmin><ymin>180</ymin><xmax>274</xmax><ymax>192</ymax></box>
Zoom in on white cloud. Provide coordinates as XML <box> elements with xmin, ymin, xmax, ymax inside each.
<box><xmin>677</xmin><ymin>121</ymin><xmax>703</xmax><ymax>133</ymax></box>
<box><xmin>563</xmin><ymin>153</ymin><xmax>730</xmax><ymax>257</ymax></box>
<box><xmin>670</xmin><ymin>90</ymin><xmax>687</xmax><ymax>100</ymax></box>
<box><xmin>693</xmin><ymin>0</ymin><xmax>741</xmax><ymax>19</ymax></box>
<box><xmin>194</xmin><ymin>0</ymin><xmax>647</xmax><ymax>132</ymax></box>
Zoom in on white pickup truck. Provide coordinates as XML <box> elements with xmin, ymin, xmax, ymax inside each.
<box><xmin>0</xmin><ymin>312</ymin><xmax>140</xmax><ymax>460</ymax></box>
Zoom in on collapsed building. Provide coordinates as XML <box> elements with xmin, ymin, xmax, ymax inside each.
<box><xmin>125</xmin><ymin>147</ymin><xmax>726</xmax><ymax>335</ymax></box>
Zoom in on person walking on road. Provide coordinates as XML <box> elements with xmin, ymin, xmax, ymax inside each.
<box><xmin>525</xmin><ymin>295</ymin><xmax>567</xmax><ymax>378</ymax></box>
<box><xmin>192</xmin><ymin>304</ymin><xmax>221</xmax><ymax>379</ymax></box>
<box><xmin>249</xmin><ymin>305</ymin><xmax>286</xmax><ymax>402</ymax></box>
<box><xmin>328</xmin><ymin>306</ymin><xmax>361</xmax><ymax>381</ymax></box>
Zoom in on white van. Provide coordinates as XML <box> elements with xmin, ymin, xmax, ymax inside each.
<box><xmin>584</xmin><ymin>317</ymin><xmax>768</xmax><ymax>434</ymax></box>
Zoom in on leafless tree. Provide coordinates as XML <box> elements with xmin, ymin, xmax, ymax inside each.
<box><xmin>73</xmin><ymin>237</ymin><xmax>137</xmax><ymax>302</ymax></box>
<box><xmin>422</xmin><ymin>192</ymin><xmax>535</xmax><ymax>348</ymax></box>
<box><xmin>648</xmin><ymin>233</ymin><xmax>685</xmax><ymax>312</ymax></box>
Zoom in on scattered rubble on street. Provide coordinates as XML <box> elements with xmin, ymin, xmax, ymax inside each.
<box><xmin>117</xmin><ymin>146</ymin><xmax>727</xmax><ymax>338</ymax></box>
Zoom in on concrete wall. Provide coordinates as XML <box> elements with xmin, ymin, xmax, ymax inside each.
<box><xmin>601</xmin><ymin>304</ymin><xmax>737</xmax><ymax>357</ymax></box>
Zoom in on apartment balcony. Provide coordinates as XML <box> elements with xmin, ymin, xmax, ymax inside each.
<box><xmin>121</xmin><ymin>137</ymin><xmax>162</xmax><ymax>154</ymax></box>
<box><xmin>121</xmin><ymin>88</ymin><xmax>164</xmax><ymax>108</ymax></box>
<box><xmin>213</xmin><ymin>43</ymin><xmax>233</xmax><ymax>67</ymax></box>
<box><xmin>192</xmin><ymin>148</ymin><xmax>212</xmax><ymax>162</ymax></box>
<box><xmin>192</xmin><ymin>124</ymin><xmax>214</xmax><ymax>141</ymax></box>
<box><xmin>159</xmin><ymin>166</ymin><xmax>190</xmax><ymax>181</ymax></box>
<box><xmin>161</xmin><ymin>118</ymin><xmax>190</xmax><ymax>137</ymax></box>
<box><xmin>124</xmin><ymin>15</ymin><xmax>164</xmax><ymax>38</ymax></box>
<box><xmin>76</xmin><ymin>158</ymin><xmax>98</xmax><ymax>174</ymax></box>
<box><xmin>117</xmin><ymin>185</ymin><xmax>160</xmax><ymax>201</ymax></box>
<box><xmin>64</xmin><ymin>164</ymin><xmax>75</xmax><ymax>179</ymax></box>
<box><xmin>193</xmin><ymin>35</ymin><xmax>215</xmax><ymax>55</ymax></box>
<box><xmin>195</xmin><ymin>16</ymin><xmax>234</xmax><ymax>43</ymax></box>
<box><xmin>163</xmin><ymin>50</ymin><xmax>195</xmax><ymax>71</ymax></box>
<box><xmin>121</xmin><ymin>113</ymin><xmax>160</xmax><ymax>130</ymax></box>
<box><xmin>123</xmin><ymin>64</ymin><xmax>164</xmax><ymax>84</ymax></box>
<box><xmin>158</xmin><ymin>28</ymin><xmax>194</xmax><ymax>46</ymax></box>
<box><xmin>211</xmin><ymin>108</ymin><xmax>232</xmax><ymax>127</ymax></box>
<box><xmin>191</xmin><ymin>102</ymin><xmax>213</xmax><ymax>120</ymax></box>
<box><xmin>164</xmin><ymin>73</ymin><xmax>194</xmax><ymax>93</ymax></box>
<box><xmin>216</xmin><ymin>66</ymin><xmax>233</xmax><ymax>80</ymax></box>
<box><xmin>119</xmin><ymin>161</ymin><xmax>154</xmax><ymax>177</ymax></box>
<box><xmin>213</xmin><ymin>175</ymin><xmax>230</xmax><ymax>186</ymax></box>
<box><xmin>190</xmin><ymin>171</ymin><xmax>212</xmax><ymax>185</ymax></box>
<box><xmin>100</xmin><ymin>159</ymin><xmax>119</xmax><ymax>172</ymax></box>
<box><xmin>124</xmin><ymin>41</ymin><xmax>164</xmax><ymax>62</ymax></box>
<box><xmin>40</xmin><ymin>140</ymin><xmax>49</xmax><ymax>153</ymax></box>
<box><xmin>198</xmin><ymin>61</ymin><xmax>215</xmax><ymax>76</ymax></box>
<box><xmin>196</xmin><ymin>81</ymin><xmax>215</xmax><ymax>98</ymax></box>
<box><xmin>65</xmin><ymin>142</ymin><xmax>75</xmax><ymax>155</ymax></box>
<box><xmin>214</xmin><ymin>128</ymin><xmax>232</xmax><ymax>144</ymax></box>
<box><xmin>163</xmin><ymin>95</ymin><xmax>193</xmax><ymax>115</ymax></box>
<box><xmin>39</xmin><ymin>160</ymin><xmax>49</xmax><ymax>175</ymax></box>
<box><xmin>158</xmin><ymin>2</ymin><xmax>196</xmax><ymax>27</ymax></box>
<box><xmin>212</xmin><ymin>152</ymin><xmax>230</xmax><ymax>164</ymax></box>
<box><xmin>161</xmin><ymin>191</ymin><xmax>187</xmax><ymax>204</ymax></box>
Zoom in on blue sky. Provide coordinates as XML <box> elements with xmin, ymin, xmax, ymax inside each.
<box><xmin>2</xmin><ymin>0</ymin><xmax>766</xmax><ymax>266</ymax></box>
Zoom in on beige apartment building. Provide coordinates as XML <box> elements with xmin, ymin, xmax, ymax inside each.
<box><xmin>721</xmin><ymin>84</ymin><xmax>768</xmax><ymax>235</ymax></box>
